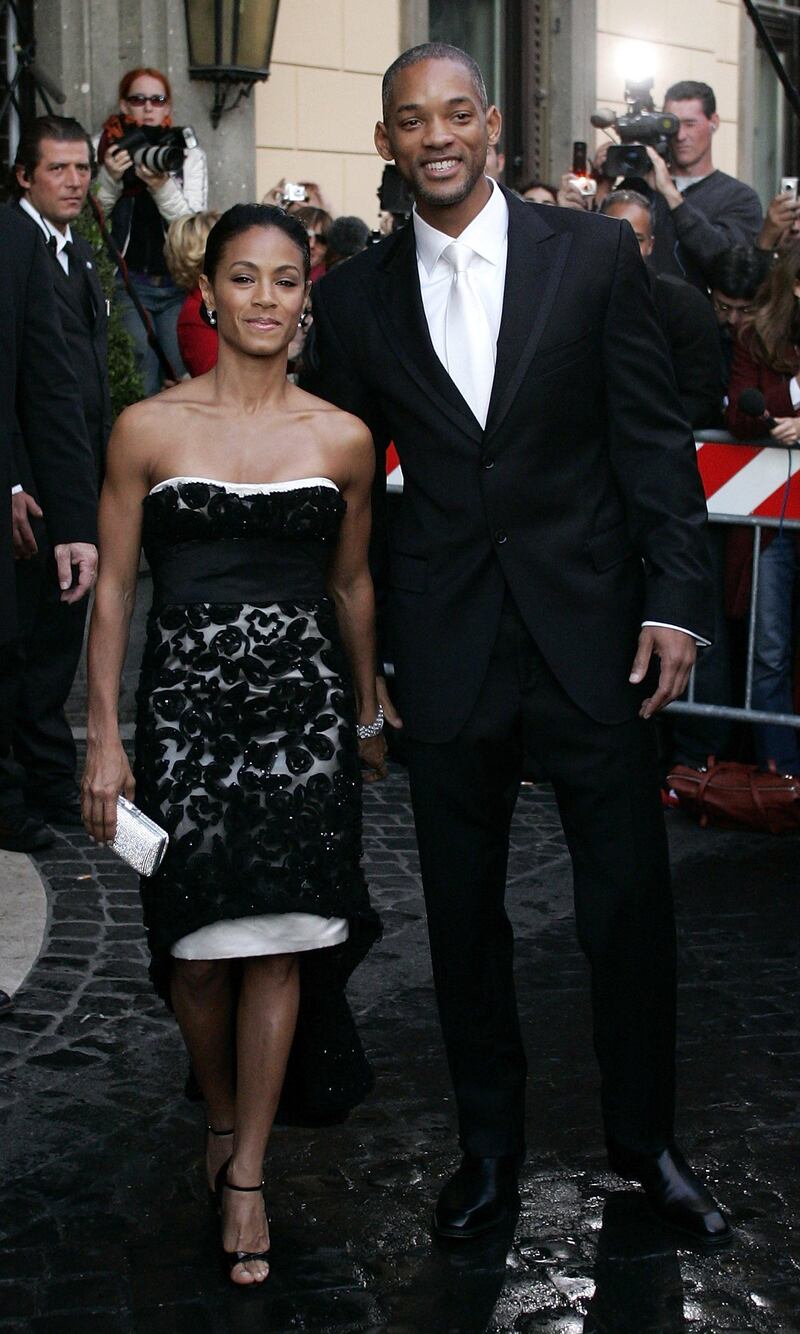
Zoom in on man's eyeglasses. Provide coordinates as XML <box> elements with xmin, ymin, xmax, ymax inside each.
<box><xmin>125</xmin><ymin>93</ymin><xmax>168</xmax><ymax>107</ymax></box>
<box><xmin>712</xmin><ymin>299</ymin><xmax>755</xmax><ymax>317</ymax></box>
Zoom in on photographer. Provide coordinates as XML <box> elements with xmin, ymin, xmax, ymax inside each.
<box><xmin>95</xmin><ymin>67</ymin><xmax>208</xmax><ymax>395</ymax></box>
<box><xmin>757</xmin><ymin>185</ymin><xmax>800</xmax><ymax>257</ymax></box>
<box><xmin>645</xmin><ymin>81</ymin><xmax>762</xmax><ymax>290</ymax></box>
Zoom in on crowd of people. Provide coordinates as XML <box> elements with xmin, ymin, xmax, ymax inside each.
<box><xmin>0</xmin><ymin>43</ymin><xmax>796</xmax><ymax>1281</ymax></box>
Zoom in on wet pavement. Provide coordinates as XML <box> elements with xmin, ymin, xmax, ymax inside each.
<box><xmin>0</xmin><ymin>760</ymin><xmax>798</xmax><ymax>1333</ymax></box>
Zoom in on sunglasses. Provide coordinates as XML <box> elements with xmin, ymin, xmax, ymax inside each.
<box><xmin>125</xmin><ymin>93</ymin><xmax>168</xmax><ymax>107</ymax></box>
<box><xmin>306</xmin><ymin>231</ymin><xmax>327</xmax><ymax>243</ymax></box>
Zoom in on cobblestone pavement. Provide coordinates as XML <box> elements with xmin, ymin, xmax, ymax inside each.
<box><xmin>0</xmin><ymin>761</ymin><xmax>798</xmax><ymax>1333</ymax></box>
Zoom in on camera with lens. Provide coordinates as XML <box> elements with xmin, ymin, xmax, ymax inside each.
<box><xmin>113</xmin><ymin>123</ymin><xmax>198</xmax><ymax>175</ymax></box>
<box><xmin>591</xmin><ymin>79</ymin><xmax>678</xmax><ymax>179</ymax></box>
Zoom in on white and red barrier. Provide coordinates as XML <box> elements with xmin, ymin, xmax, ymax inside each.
<box><xmin>385</xmin><ymin>437</ymin><xmax>800</xmax><ymax>521</ymax></box>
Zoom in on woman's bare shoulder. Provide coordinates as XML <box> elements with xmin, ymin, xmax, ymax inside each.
<box><xmin>288</xmin><ymin>384</ymin><xmax>372</xmax><ymax>445</ymax></box>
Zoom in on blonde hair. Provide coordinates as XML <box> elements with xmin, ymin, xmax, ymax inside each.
<box><xmin>164</xmin><ymin>211</ymin><xmax>220</xmax><ymax>290</ymax></box>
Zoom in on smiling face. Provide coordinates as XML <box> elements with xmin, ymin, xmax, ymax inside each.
<box><xmin>16</xmin><ymin>136</ymin><xmax>92</xmax><ymax>229</ymax></box>
<box><xmin>375</xmin><ymin>57</ymin><xmax>501</xmax><ymax>227</ymax></box>
<box><xmin>121</xmin><ymin>73</ymin><xmax>171</xmax><ymax>127</ymax></box>
<box><xmin>199</xmin><ymin>225</ymin><xmax>309</xmax><ymax>358</ymax></box>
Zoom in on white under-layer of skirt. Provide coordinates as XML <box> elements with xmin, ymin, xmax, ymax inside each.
<box><xmin>170</xmin><ymin>913</ymin><xmax>350</xmax><ymax>960</ymax></box>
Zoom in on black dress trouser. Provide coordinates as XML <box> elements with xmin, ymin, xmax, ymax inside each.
<box><xmin>405</xmin><ymin>593</ymin><xmax>676</xmax><ymax>1159</ymax></box>
<box><xmin>0</xmin><ymin>548</ymin><xmax>86</xmax><ymax>809</ymax></box>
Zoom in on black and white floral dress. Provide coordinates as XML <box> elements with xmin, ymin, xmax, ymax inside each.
<box><xmin>134</xmin><ymin>476</ymin><xmax>380</xmax><ymax>1122</ymax></box>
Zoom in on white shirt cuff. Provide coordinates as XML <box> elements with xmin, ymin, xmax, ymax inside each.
<box><xmin>790</xmin><ymin>377</ymin><xmax>800</xmax><ymax>409</ymax></box>
<box><xmin>642</xmin><ymin>620</ymin><xmax>710</xmax><ymax>648</ymax></box>
<box><xmin>11</xmin><ymin>484</ymin><xmax>23</xmax><ymax>495</ymax></box>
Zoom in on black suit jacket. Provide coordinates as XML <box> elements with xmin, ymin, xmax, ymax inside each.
<box><xmin>649</xmin><ymin>270</ymin><xmax>723</xmax><ymax>430</ymax></box>
<box><xmin>306</xmin><ymin>189</ymin><xmax>713</xmax><ymax>741</ymax></box>
<box><xmin>0</xmin><ymin>206</ymin><xmax>97</xmax><ymax>646</ymax></box>
<box><xmin>14</xmin><ymin>204</ymin><xmax>111</xmax><ymax>479</ymax></box>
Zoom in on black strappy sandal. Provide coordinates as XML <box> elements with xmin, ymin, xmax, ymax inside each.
<box><xmin>206</xmin><ymin>1124</ymin><xmax>234</xmax><ymax>1201</ymax></box>
<box><xmin>214</xmin><ymin>1157</ymin><xmax>271</xmax><ymax>1286</ymax></box>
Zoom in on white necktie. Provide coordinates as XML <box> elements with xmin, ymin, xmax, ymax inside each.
<box><xmin>442</xmin><ymin>241</ymin><xmax>495</xmax><ymax>428</ymax></box>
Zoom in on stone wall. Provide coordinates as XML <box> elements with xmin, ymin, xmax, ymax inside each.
<box><xmin>33</xmin><ymin>0</ymin><xmax>257</xmax><ymax>210</ymax></box>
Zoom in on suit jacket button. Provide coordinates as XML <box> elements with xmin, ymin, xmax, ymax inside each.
<box><xmin>494</xmin><ymin>529</ymin><xmax>508</xmax><ymax>544</ymax></box>
<box><xmin>482</xmin><ymin>458</ymin><xmax>495</xmax><ymax>470</ymax></box>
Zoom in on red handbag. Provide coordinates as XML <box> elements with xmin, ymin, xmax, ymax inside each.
<box><xmin>667</xmin><ymin>758</ymin><xmax>800</xmax><ymax>835</ymax></box>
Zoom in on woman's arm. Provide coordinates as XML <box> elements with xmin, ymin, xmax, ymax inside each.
<box><xmin>148</xmin><ymin>146</ymin><xmax>208</xmax><ymax>223</ymax></box>
<box><xmin>326</xmin><ymin>420</ymin><xmax>386</xmax><ymax>780</ymax></box>
<box><xmin>82</xmin><ymin>408</ymin><xmax>151</xmax><ymax>842</ymax></box>
<box><xmin>725</xmin><ymin>338</ymin><xmax>794</xmax><ymax>437</ymax></box>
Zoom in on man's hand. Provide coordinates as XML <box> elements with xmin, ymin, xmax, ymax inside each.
<box><xmin>629</xmin><ymin>626</ymin><xmax>697</xmax><ymax>719</ymax></box>
<box><xmin>359</xmin><ymin>733</ymin><xmax>388</xmax><ymax>783</ymax></box>
<box><xmin>645</xmin><ymin>147</ymin><xmax>683</xmax><ymax>209</ymax></box>
<box><xmin>758</xmin><ymin>191</ymin><xmax>800</xmax><ymax>251</ymax></box>
<box><xmin>11</xmin><ymin>491</ymin><xmax>42</xmax><ymax>559</ymax></box>
<box><xmin>376</xmin><ymin>674</ymin><xmax>403</xmax><ymax>730</ymax></box>
<box><xmin>557</xmin><ymin>171</ymin><xmax>591</xmax><ymax>211</ymax></box>
<box><xmin>53</xmin><ymin>542</ymin><xmax>98</xmax><ymax>603</ymax></box>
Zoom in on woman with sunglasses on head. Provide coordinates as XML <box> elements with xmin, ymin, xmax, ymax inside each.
<box><xmin>82</xmin><ymin>204</ymin><xmax>383</xmax><ymax>1286</ymax></box>
<box><xmin>96</xmin><ymin>67</ymin><xmax>208</xmax><ymax>396</ymax></box>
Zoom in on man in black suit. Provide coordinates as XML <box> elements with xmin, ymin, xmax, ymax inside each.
<box><xmin>305</xmin><ymin>44</ymin><xmax>731</xmax><ymax>1249</ymax></box>
<box><xmin>4</xmin><ymin>116</ymin><xmax>110</xmax><ymax>833</ymax></box>
<box><xmin>0</xmin><ymin>203</ymin><xmax>98</xmax><ymax>860</ymax></box>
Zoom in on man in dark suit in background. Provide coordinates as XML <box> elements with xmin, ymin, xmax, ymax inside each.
<box><xmin>306</xmin><ymin>44</ymin><xmax>731</xmax><ymax>1249</ymax></box>
<box><xmin>4</xmin><ymin>116</ymin><xmax>110</xmax><ymax>835</ymax></box>
<box><xmin>0</xmin><ymin>204</ymin><xmax>97</xmax><ymax>864</ymax></box>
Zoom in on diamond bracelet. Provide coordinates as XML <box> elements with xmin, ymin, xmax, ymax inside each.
<box><xmin>356</xmin><ymin>704</ymin><xmax>384</xmax><ymax>739</ymax></box>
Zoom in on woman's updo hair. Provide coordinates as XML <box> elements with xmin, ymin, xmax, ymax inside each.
<box><xmin>202</xmin><ymin>204</ymin><xmax>311</xmax><ymax>284</ymax></box>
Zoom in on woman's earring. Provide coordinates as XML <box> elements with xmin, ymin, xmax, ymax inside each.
<box><xmin>208</xmin><ymin>309</ymin><xmax>217</xmax><ymax>326</ymax></box>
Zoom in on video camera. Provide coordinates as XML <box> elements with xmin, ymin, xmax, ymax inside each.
<box><xmin>591</xmin><ymin>79</ymin><xmax>678</xmax><ymax>178</ymax></box>
<box><xmin>113</xmin><ymin>123</ymin><xmax>198</xmax><ymax>175</ymax></box>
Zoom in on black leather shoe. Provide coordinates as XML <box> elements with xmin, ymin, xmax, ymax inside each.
<box><xmin>0</xmin><ymin>806</ymin><xmax>55</xmax><ymax>852</ymax></box>
<box><xmin>607</xmin><ymin>1140</ymin><xmax>733</xmax><ymax>1249</ymax></box>
<box><xmin>0</xmin><ymin>990</ymin><xmax>14</xmax><ymax>1017</ymax></box>
<box><xmin>432</xmin><ymin>1154</ymin><xmax>521</xmax><ymax>1240</ymax></box>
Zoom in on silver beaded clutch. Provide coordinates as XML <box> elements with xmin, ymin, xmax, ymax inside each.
<box><xmin>110</xmin><ymin>796</ymin><xmax>169</xmax><ymax>876</ymax></box>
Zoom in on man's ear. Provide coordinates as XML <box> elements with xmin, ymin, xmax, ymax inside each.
<box><xmin>486</xmin><ymin>105</ymin><xmax>503</xmax><ymax>147</ymax></box>
<box><xmin>710</xmin><ymin>113</ymin><xmax>720</xmax><ymax>133</ymax></box>
<box><xmin>15</xmin><ymin>165</ymin><xmax>30</xmax><ymax>193</ymax></box>
<box><xmin>374</xmin><ymin>121</ymin><xmax>394</xmax><ymax>164</ymax></box>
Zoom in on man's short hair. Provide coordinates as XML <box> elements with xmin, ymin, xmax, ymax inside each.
<box><xmin>664</xmin><ymin>81</ymin><xmax>716</xmax><ymax>118</ymax></box>
<box><xmin>709</xmin><ymin>245</ymin><xmax>771</xmax><ymax>299</ymax></box>
<box><xmin>12</xmin><ymin>114</ymin><xmax>94</xmax><ymax>198</ymax></box>
<box><xmin>382</xmin><ymin>43</ymin><xmax>488</xmax><ymax>119</ymax></box>
<box><xmin>326</xmin><ymin>215</ymin><xmax>370</xmax><ymax>261</ymax></box>
<box><xmin>601</xmin><ymin>189</ymin><xmax>652</xmax><ymax>216</ymax></box>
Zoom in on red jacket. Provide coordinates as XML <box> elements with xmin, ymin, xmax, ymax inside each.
<box><xmin>177</xmin><ymin>286</ymin><xmax>218</xmax><ymax>377</ymax></box>
<box><xmin>725</xmin><ymin>336</ymin><xmax>795</xmax><ymax>437</ymax></box>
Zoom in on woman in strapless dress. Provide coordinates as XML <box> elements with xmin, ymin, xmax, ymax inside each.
<box><xmin>82</xmin><ymin>205</ymin><xmax>385</xmax><ymax>1286</ymax></box>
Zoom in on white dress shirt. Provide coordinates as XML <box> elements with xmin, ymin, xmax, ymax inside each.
<box><xmin>411</xmin><ymin>179</ymin><xmax>705</xmax><ymax>647</ymax></box>
<box><xmin>19</xmin><ymin>197</ymin><xmax>72</xmax><ymax>274</ymax></box>
<box><xmin>413</xmin><ymin>177</ymin><xmax>508</xmax><ymax>398</ymax></box>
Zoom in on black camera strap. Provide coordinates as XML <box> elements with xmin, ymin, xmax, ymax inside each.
<box><xmin>88</xmin><ymin>193</ymin><xmax>178</xmax><ymax>383</ymax></box>
<box><xmin>742</xmin><ymin>0</ymin><xmax>800</xmax><ymax>124</ymax></box>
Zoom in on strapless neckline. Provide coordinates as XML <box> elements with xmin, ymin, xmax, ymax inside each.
<box><xmin>148</xmin><ymin>475</ymin><xmax>340</xmax><ymax>498</ymax></box>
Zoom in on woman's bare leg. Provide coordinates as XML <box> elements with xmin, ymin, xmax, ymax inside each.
<box><xmin>222</xmin><ymin>953</ymin><xmax>300</xmax><ymax>1285</ymax></box>
<box><xmin>170</xmin><ymin>958</ymin><xmax>236</xmax><ymax>1188</ymax></box>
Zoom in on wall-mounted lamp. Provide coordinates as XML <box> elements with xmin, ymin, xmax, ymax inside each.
<box><xmin>183</xmin><ymin>0</ymin><xmax>281</xmax><ymax>129</ymax></box>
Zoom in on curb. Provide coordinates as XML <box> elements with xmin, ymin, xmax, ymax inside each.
<box><xmin>0</xmin><ymin>848</ymin><xmax>48</xmax><ymax>997</ymax></box>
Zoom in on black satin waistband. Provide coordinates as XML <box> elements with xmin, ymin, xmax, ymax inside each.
<box><xmin>151</xmin><ymin>538</ymin><xmax>329</xmax><ymax>608</ymax></box>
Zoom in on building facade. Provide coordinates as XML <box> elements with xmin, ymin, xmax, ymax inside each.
<box><xmin>0</xmin><ymin>2</ymin><xmax>797</xmax><ymax>221</ymax></box>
